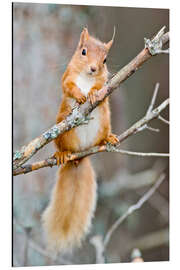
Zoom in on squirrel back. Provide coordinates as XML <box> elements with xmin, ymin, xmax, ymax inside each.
<box><xmin>42</xmin><ymin>28</ymin><xmax>118</xmax><ymax>253</ymax></box>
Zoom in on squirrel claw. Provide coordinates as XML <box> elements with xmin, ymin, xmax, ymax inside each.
<box><xmin>53</xmin><ymin>151</ymin><xmax>72</xmax><ymax>166</ymax></box>
<box><xmin>88</xmin><ymin>89</ymin><xmax>98</xmax><ymax>105</ymax></box>
<box><xmin>76</xmin><ymin>95</ymin><xmax>86</xmax><ymax>104</ymax></box>
<box><xmin>104</xmin><ymin>133</ymin><xmax>119</xmax><ymax>145</ymax></box>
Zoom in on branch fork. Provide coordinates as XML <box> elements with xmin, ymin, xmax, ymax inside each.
<box><xmin>13</xmin><ymin>87</ymin><xmax>169</xmax><ymax>176</ymax></box>
<box><xmin>144</xmin><ymin>26</ymin><xmax>169</xmax><ymax>55</ymax></box>
<box><xmin>13</xmin><ymin>26</ymin><xmax>169</xmax><ymax>174</ymax></box>
<box><xmin>13</xmin><ymin>26</ymin><xmax>170</xmax><ymax>263</ymax></box>
<box><xmin>90</xmin><ymin>173</ymin><xmax>166</xmax><ymax>263</ymax></box>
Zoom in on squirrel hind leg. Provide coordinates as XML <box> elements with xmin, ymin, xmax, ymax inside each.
<box><xmin>53</xmin><ymin>151</ymin><xmax>73</xmax><ymax>166</ymax></box>
<box><xmin>103</xmin><ymin>133</ymin><xmax>119</xmax><ymax>145</ymax></box>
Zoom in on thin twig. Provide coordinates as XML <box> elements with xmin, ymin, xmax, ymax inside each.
<box><xmin>90</xmin><ymin>173</ymin><xmax>166</xmax><ymax>263</ymax></box>
<box><xmin>13</xmin><ymin>149</ymin><xmax>169</xmax><ymax>176</ymax></box>
<box><xmin>136</xmin><ymin>189</ymin><xmax>169</xmax><ymax>222</ymax></box>
<box><xmin>13</xmin><ymin>219</ymin><xmax>72</xmax><ymax>265</ymax></box>
<box><xmin>13</xmin><ymin>98</ymin><xmax>169</xmax><ymax>176</ymax></box>
<box><xmin>113</xmin><ymin>149</ymin><xmax>169</xmax><ymax>157</ymax></box>
<box><xmin>146</xmin><ymin>82</ymin><xmax>160</xmax><ymax>115</ymax></box>
<box><xmin>146</xmin><ymin>125</ymin><xmax>160</xmax><ymax>132</ymax></box>
<box><xmin>90</xmin><ymin>235</ymin><xmax>106</xmax><ymax>264</ymax></box>
<box><xmin>103</xmin><ymin>173</ymin><xmax>166</xmax><ymax>248</ymax></box>
<box><xmin>13</xmin><ymin>27</ymin><xmax>169</xmax><ymax>170</ymax></box>
<box><xmin>118</xmin><ymin>98</ymin><xmax>169</xmax><ymax>141</ymax></box>
<box><xmin>144</xmin><ymin>26</ymin><xmax>169</xmax><ymax>55</ymax></box>
<box><xmin>138</xmin><ymin>82</ymin><xmax>160</xmax><ymax>133</ymax></box>
<box><xmin>158</xmin><ymin>115</ymin><xmax>169</xmax><ymax>125</ymax></box>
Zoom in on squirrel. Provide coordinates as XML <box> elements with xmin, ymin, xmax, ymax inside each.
<box><xmin>42</xmin><ymin>28</ymin><xmax>119</xmax><ymax>253</ymax></box>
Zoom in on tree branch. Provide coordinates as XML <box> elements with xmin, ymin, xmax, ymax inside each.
<box><xmin>111</xmin><ymin>149</ymin><xmax>169</xmax><ymax>157</ymax></box>
<box><xmin>13</xmin><ymin>26</ymin><xmax>169</xmax><ymax>171</ymax></box>
<box><xmin>158</xmin><ymin>115</ymin><xmax>169</xmax><ymax>125</ymax></box>
<box><xmin>103</xmin><ymin>173</ymin><xmax>166</xmax><ymax>248</ymax></box>
<box><xmin>90</xmin><ymin>173</ymin><xmax>166</xmax><ymax>263</ymax></box>
<box><xmin>146</xmin><ymin>82</ymin><xmax>160</xmax><ymax>115</ymax></box>
<box><xmin>13</xmin><ymin>96</ymin><xmax>169</xmax><ymax>176</ymax></box>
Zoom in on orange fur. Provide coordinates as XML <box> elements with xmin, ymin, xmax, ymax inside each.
<box><xmin>42</xmin><ymin>157</ymin><xmax>96</xmax><ymax>253</ymax></box>
<box><xmin>42</xmin><ymin>28</ymin><xmax>118</xmax><ymax>253</ymax></box>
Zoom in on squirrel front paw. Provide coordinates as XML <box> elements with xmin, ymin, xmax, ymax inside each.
<box><xmin>104</xmin><ymin>133</ymin><xmax>119</xmax><ymax>145</ymax></box>
<box><xmin>88</xmin><ymin>89</ymin><xmax>99</xmax><ymax>105</ymax></box>
<box><xmin>74</xmin><ymin>92</ymin><xmax>87</xmax><ymax>104</ymax></box>
<box><xmin>53</xmin><ymin>151</ymin><xmax>73</xmax><ymax>166</ymax></box>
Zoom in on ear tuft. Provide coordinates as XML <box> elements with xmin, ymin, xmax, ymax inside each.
<box><xmin>105</xmin><ymin>26</ymin><xmax>116</xmax><ymax>51</ymax></box>
<box><xmin>79</xmin><ymin>27</ymin><xmax>89</xmax><ymax>48</ymax></box>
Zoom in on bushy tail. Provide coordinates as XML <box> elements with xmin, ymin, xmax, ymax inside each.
<box><xmin>42</xmin><ymin>157</ymin><xmax>97</xmax><ymax>253</ymax></box>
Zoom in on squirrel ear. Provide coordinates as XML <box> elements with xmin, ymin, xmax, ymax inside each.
<box><xmin>105</xmin><ymin>39</ymin><xmax>113</xmax><ymax>51</ymax></box>
<box><xmin>105</xmin><ymin>26</ymin><xmax>116</xmax><ymax>51</ymax></box>
<box><xmin>79</xmin><ymin>28</ymin><xmax>89</xmax><ymax>47</ymax></box>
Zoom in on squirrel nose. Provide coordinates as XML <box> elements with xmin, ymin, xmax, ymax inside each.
<box><xmin>90</xmin><ymin>66</ymin><xmax>96</xmax><ymax>73</ymax></box>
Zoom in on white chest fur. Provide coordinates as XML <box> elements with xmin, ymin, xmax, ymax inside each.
<box><xmin>75</xmin><ymin>107</ymin><xmax>100</xmax><ymax>150</ymax></box>
<box><xmin>76</xmin><ymin>72</ymin><xmax>95</xmax><ymax>97</ymax></box>
<box><xmin>74</xmin><ymin>73</ymin><xmax>100</xmax><ymax>150</ymax></box>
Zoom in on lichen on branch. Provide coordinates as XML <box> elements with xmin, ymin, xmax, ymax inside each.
<box><xmin>13</xmin><ymin>26</ymin><xmax>169</xmax><ymax>171</ymax></box>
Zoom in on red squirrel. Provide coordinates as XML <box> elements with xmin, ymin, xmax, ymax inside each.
<box><xmin>42</xmin><ymin>28</ymin><xmax>118</xmax><ymax>253</ymax></box>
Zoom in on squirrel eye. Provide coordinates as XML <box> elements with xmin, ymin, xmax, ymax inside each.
<box><xmin>82</xmin><ymin>49</ymin><xmax>86</xmax><ymax>56</ymax></box>
<box><xmin>103</xmin><ymin>58</ymin><xmax>107</xmax><ymax>64</ymax></box>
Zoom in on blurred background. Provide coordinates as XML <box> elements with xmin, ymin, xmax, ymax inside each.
<box><xmin>13</xmin><ymin>3</ymin><xmax>169</xmax><ymax>266</ymax></box>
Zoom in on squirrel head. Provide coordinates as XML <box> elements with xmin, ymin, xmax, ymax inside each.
<box><xmin>73</xmin><ymin>28</ymin><xmax>115</xmax><ymax>77</ymax></box>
